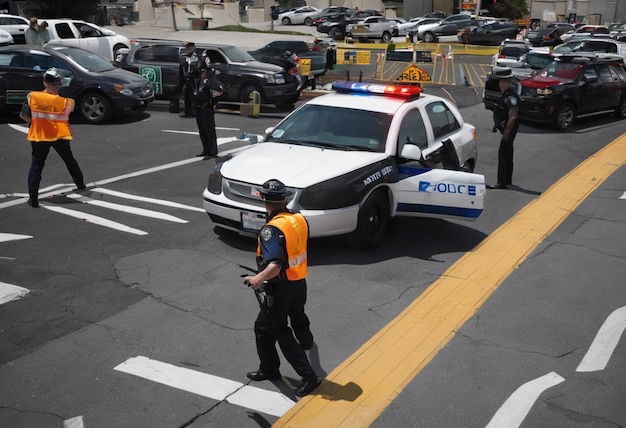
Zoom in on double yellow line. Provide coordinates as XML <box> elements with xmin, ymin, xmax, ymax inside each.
<box><xmin>275</xmin><ymin>133</ymin><xmax>626</xmax><ymax>427</ymax></box>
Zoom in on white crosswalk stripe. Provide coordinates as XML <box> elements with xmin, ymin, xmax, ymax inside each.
<box><xmin>115</xmin><ymin>356</ymin><xmax>295</xmax><ymax>417</ymax></box>
<box><xmin>0</xmin><ymin>281</ymin><xmax>30</xmax><ymax>305</ymax></box>
<box><xmin>66</xmin><ymin>194</ymin><xmax>189</xmax><ymax>223</ymax></box>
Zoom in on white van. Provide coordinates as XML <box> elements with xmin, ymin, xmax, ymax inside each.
<box><xmin>43</xmin><ymin>19</ymin><xmax>130</xmax><ymax>60</ymax></box>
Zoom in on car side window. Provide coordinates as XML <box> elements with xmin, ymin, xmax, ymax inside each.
<box><xmin>425</xmin><ymin>102</ymin><xmax>460</xmax><ymax>140</ymax></box>
<box><xmin>397</xmin><ymin>108</ymin><xmax>428</xmax><ymax>154</ymax></box>
<box><xmin>55</xmin><ymin>23</ymin><xmax>75</xmax><ymax>39</ymax></box>
<box><xmin>597</xmin><ymin>64</ymin><xmax>613</xmax><ymax>83</ymax></box>
<box><xmin>610</xmin><ymin>64</ymin><xmax>626</xmax><ymax>81</ymax></box>
<box><xmin>204</xmin><ymin>50</ymin><xmax>225</xmax><ymax>64</ymax></box>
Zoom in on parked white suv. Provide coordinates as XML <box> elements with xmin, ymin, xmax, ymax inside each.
<box><xmin>43</xmin><ymin>19</ymin><xmax>130</xmax><ymax>60</ymax></box>
<box><xmin>0</xmin><ymin>14</ymin><xmax>29</xmax><ymax>44</ymax></box>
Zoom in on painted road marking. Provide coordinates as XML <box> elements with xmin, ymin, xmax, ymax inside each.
<box><xmin>576</xmin><ymin>306</ymin><xmax>626</xmax><ymax>372</ymax></box>
<box><xmin>275</xmin><ymin>134</ymin><xmax>626</xmax><ymax>426</ymax></box>
<box><xmin>0</xmin><ymin>281</ymin><xmax>29</xmax><ymax>305</ymax></box>
<box><xmin>620</xmin><ymin>191</ymin><xmax>626</xmax><ymax>199</ymax></box>
<box><xmin>66</xmin><ymin>194</ymin><xmax>188</xmax><ymax>223</ymax></box>
<box><xmin>486</xmin><ymin>372</ymin><xmax>565</xmax><ymax>428</ymax></box>
<box><xmin>114</xmin><ymin>356</ymin><xmax>295</xmax><ymax>417</ymax></box>
<box><xmin>41</xmin><ymin>204</ymin><xmax>148</xmax><ymax>235</ymax></box>
<box><xmin>63</xmin><ymin>416</ymin><xmax>84</xmax><ymax>428</ymax></box>
<box><xmin>0</xmin><ymin>233</ymin><xmax>33</xmax><ymax>243</ymax></box>
<box><xmin>91</xmin><ymin>188</ymin><xmax>205</xmax><ymax>212</ymax></box>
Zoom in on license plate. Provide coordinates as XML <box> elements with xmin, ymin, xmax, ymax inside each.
<box><xmin>241</xmin><ymin>211</ymin><xmax>266</xmax><ymax>232</ymax></box>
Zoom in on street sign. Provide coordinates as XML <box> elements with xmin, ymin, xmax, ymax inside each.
<box><xmin>397</xmin><ymin>64</ymin><xmax>432</xmax><ymax>82</ymax></box>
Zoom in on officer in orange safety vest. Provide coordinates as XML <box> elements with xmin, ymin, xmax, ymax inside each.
<box><xmin>242</xmin><ymin>179</ymin><xmax>322</xmax><ymax>397</ymax></box>
<box><xmin>20</xmin><ymin>68</ymin><xmax>86</xmax><ymax>208</ymax></box>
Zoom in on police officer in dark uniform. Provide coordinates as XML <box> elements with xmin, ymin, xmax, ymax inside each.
<box><xmin>490</xmin><ymin>66</ymin><xmax>521</xmax><ymax>189</ymax></box>
<box><xmin>194</xmin><ymin>53</ymin><xmax>224</xmax><ymax>159</ymax></box>
<box><xmin>243</xmin><ymin>179</ymin><xmax>322</xmax><ymax>398</ymax></box>
<box><xmin>179</xmin><ymin>42</ymin><xmax>199</xmax><ymax>117</ymax></box>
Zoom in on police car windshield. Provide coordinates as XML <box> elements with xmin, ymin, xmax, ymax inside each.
<box><xmin>266</xmin><ymin>104</ymin><xmax>391</xmax><ymax>153</ymax></box>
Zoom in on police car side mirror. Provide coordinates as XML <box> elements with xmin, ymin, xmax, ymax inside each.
<box><xmin>400</xmin><ymin>143</ymin><xmax>422</xmax><ymax>160</ymax></box>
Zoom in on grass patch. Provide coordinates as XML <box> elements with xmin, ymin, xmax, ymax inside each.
<box><xmin>212</xmin><ymin>24</ymin><xmax>312</xmax><ymax>36</ymax></box>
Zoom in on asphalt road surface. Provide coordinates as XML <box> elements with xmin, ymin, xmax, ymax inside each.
<box><xmin>1</xmin><ymin>78</ymin><xmax>625</xmax><ymax>426</ymax></box>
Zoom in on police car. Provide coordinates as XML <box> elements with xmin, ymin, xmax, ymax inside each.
<box><xmin>203</xmin><ymin>81</ymin><xmax>485</xmax><ymax>248</ymax></box>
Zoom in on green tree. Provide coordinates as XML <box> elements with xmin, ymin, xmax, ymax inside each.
<box><xmin>487</xmin><ymin>0</ymin><xmax>530</xmax><ymax>19</ymax></box>
<box><xmin>32</xmin><ymin>0</ymin><xmax>99</xmax><ymax>20</ymax></box>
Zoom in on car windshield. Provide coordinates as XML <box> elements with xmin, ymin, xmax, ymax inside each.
<box><xmin>266</xmin><ymin>104</ymin><xmax>392</xmax><ymax>152</ymax></box>
<box><xmin>525</xmin><ymin>52</ymin><xmax>553</xmax><ymax>69</ymax></box>
<box><xmin>539</xmin><ymin>61</ymin><xmax>584</xmax><ymax>79</ymax></box>
<box><xmin>52</xmin><ymin>46</ymin><xmax>115</xmax><ymax>72</ymax></box>
<box><xmin>220</xmin><ymin>45</ymin><xmax>255</xmax><ymax>62</ymax></box>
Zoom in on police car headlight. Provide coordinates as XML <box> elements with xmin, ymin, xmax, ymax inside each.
<box><xmin>207</xmin><ymin>169</ymin><xmax>223</xmax><ymax>194</ymax></box>
<box><xmin>537</xmin><ymin>87</ymin><xmax>553</xmax><ymax>95</ymax></box>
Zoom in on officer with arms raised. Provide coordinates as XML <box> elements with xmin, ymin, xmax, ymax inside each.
<box><xmin>20</xmin><ymin>68</ymin><xmax>85</xmax><ymax>208</ymax></box>
<box><xmin>489</xmin><ymin>66</ymin><xmax>521</xmax><ymax>190</ymax></box>
<box><xmin>243</xmin><ymin>179</ymin><xmax>322</xmax><ymax>397</ymax></box>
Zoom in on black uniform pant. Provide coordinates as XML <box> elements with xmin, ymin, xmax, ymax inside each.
<box><xmin>195</xmin><ymin>106</ymin><xmax>218</xmax><ymax>156</ymax></box>
<box><xmin>254</xmin><ymin>279</ymin><xmax>316</xmax><ymax>381</ymax></box>
<box><xmin>28</xmin><ymin>140</ymin><xmax>84</xmax><ymax>202</ymax></box>
<box><xmin>183</xmin><ymin>79</ymin><xmax>196</xmax><ymax>116</ymax></box>
<box><xmin>497</xmin><ymin>133</ymin><xmax>516</xmax><ymax>186</ymax></box>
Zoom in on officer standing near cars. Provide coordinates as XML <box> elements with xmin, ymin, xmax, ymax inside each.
<box><xmin>490</xmin><ymin>66</ymin><xmax>521</xmax><ymax>190</ymax></box>
<box><xmin>19</xmin><ymin>68</ymin><xmax>86</xmax><ymax>208</ymax></box>
<box><xmin>179</xmin><ymin>42</ymin><xmax>200</xmax><ymax>117</ymax></box>
<box><xmin>242</xmin><ymin>179</ymin><xmax>322</xmax><ymax>398</ymax></box>
<box><xmin>194</xmin><ymin>54</ymin><xmax>224</xmax><ymax>159</ymax></box>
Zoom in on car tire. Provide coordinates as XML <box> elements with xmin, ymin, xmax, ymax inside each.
<box><xmin>381</xmin><ymin>32</ymin><xmax>392</xmax><ymax>43</ymax></box>
<box><xmin>113</xmin><ymin>43</ymin><xmax>128</xmax><ymax>60</ymax></box>
<box><xmin>79</xmin><ymin>92</ymin><xmax>111</xmax><ymax>124</ymax></box>
<box><xmin>554</xmin><ymin>102</ymin><xmax>576</xmax><ymax>131</ymax></box>
<box><xmin>423</xmin><ymin>32</ymin><xmax>435</xmax><ymax>43</ymax></box>
<box><xmin>350</xmin><ymin>191</ymin><xmax>389</xmax><ymax>250</ymax></box>
<box><xmin>240</xmin><ymin>85</ymin><xmax>263</xmax><ymax>104</ymax></box>
<box><xmin>614</xmin><ymin>96</ymin><xmax>626</xmax><ymax>119</ymax></box>
<box><xmin>282</xmin><ymin>17</ymin><xmax>291</xmax><ymax>25</ymax></box>
<box><xmin>329</xmin><ymin>28</ymin><xmax>344</xmax><ymax>40</ymax></box>
<box><xmin>304</xmin><ymin>17</ymin><xmax>313</xmax><ymax>26</ymax></box>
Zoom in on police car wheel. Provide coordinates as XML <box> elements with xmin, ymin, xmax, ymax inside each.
<box><xmin>351</xmin><ymin>191</ymin><xmax>389</xmax><ymax>249</ymax></box>
<box><xmin>554</xmin><ymin>102</ymin><xmax>576</xmax><ymax>131</ymax></box>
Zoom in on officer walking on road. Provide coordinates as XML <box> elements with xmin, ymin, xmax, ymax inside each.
<box><xmin>489</xmin><ymin>66</ymin><xmax>521</xmax><ymax>190</ymax></box>
<box><xmin>194</xmin><ymin>54</ymin><xmax>224</xmax><ymax>159</ymax></box>
<box><xmin>19</xmin><ymin>68</ymin><xmax>86</xmax><ymax>208</ymax></box>
<box><xmin>179</xmin><ymin>42</ymin><xmax>200</xmax><ymax>118</ymax></box>
<box><xmin>243</xmin><ymin>179</ymin><xmax>322</xmax><ymax>397</ymax></box>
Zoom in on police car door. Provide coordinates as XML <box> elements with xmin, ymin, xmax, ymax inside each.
<box><xmin>392</xmin><ymin>105</ymin><xmax>485</xmax><ymax>221</ymax></box>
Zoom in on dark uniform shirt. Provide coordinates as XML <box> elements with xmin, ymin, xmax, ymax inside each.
<box><xmin>196</xmin><ymin>73</ymin><xmax>224</xmax><ymax>109</ymax></box>
<box><xmin>494</xmin><ymin>87</ymin><xmax>521</xmax><ymax>134</ymax></box>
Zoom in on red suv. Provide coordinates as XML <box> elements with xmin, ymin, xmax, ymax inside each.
<box><xmin>517</xmin><ymin>53</ymin><xmax>626</xmax><ymax>130</ymax></box>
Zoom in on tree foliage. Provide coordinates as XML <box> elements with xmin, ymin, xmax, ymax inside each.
<box><xmin>31</xmin><ymin>0</ymin><xmax>99</xmax><ymax>20</ymax></box>
<box><xmin>487</xmin><ymin>0</ymin><xmax>530</xmax><ymax>19</ymax></box>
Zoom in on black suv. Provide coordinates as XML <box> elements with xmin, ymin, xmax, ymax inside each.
<box><xmin>115</xmin><ymin>39</ymin><xmax>302</xmax><ymax>109</ymax></box>
<box><xmin>484</xmin><ymin>53</ymin><xmax>626</xmax><ymax>130</ymax></box>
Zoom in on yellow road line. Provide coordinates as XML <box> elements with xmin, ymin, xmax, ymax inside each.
<box><xmin>275</xmin><ymin>133</ymin><xmax>626</xmax><ymax>427</ymax></box>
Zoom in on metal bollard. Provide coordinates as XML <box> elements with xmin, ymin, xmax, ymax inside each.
<box><xmin>249</xmin><ymin>90</ymin><xmax>260</xmax><ymax>118</ymax></box>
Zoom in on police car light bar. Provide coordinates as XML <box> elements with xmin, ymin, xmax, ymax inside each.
<box><xmin>332</xmin><ymin>80</ymin><xmax>422</xmax><ymax>97</ymax></box>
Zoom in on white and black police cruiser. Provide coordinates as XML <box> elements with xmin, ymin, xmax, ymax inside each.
<box><xmin>203</xmin><ymin>80</ymin><xmax>486</xmax><ymax>248</ymax></box>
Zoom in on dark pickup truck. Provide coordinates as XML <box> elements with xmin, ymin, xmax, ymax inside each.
<box><xmin>248</xmin><ymin>40</ymin><xmax>336</xmax><ymax>88</ymax></box>
<box><xmin>115</xmin><ymin>38</ymin><xmax>302</xmax><ymax>108</ymax></box>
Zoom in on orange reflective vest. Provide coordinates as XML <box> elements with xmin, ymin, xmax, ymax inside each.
<box><xmin>26</xmin><ymin>91</ymin><xmax>74</xmax><ymax>142</ymax></box>
<box><xmin>257</xmin><ymin>212</ymin><xmax>308</xmax><ymax>281</ymax></box>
